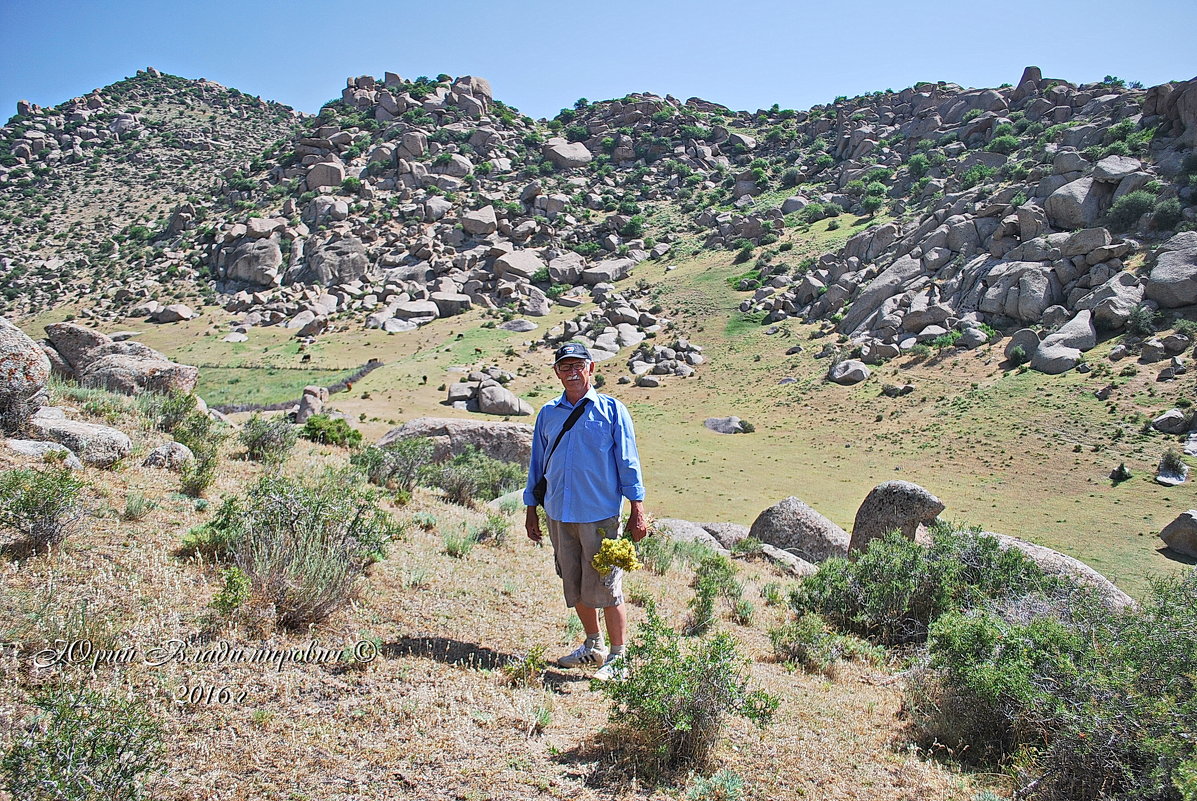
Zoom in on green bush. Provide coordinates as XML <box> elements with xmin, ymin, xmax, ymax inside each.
<box><xmin>145</xmin><ymin>391</ymin><xmax>198</xmax><ymax>433</ymax></box>
<box><xmin>180</xmin><ymin>495</ymin><xmax>244</xmax><ymax>560</ymax></box>
<box><xmin>1008</xmin><ymin>344</ymin><xmax>1029</xmax><ymax>366</ymax></box>
<box><xmin>0</xmin><ymin>466</ymin><xmax>85</xmax><ymax>550</ymax></box>
<box><xmin>790</xmin><ymin>528</ymin><xmax>1062</xmax><ymax>646</ymax></box>
<box><xmin>599</xmin><ymin>603</ymin><xmax>778</xmax><ymax>772</ymax></box>
<box><xmin>1126</xmin><ymin>303</ymin><xmax>1158</xmax><ymax>337</ymax></box>
<box><xmin>300</xmin><ymin>414</ymin><xmax>363</xmax><ymax>448</ymax></box>
<box><xmin>238</xmin><ymin>414</ymin><xmax>297</xmax><ymax>465</ymax></box>
<box><xmin>234</xmin><ymin>469</ymin><xmax>399</xmax><ymax>628</ymax></box>
<box><xmin>1106</xmin><ymin>190</ymin><xmax>1156</xmax><ymax>230</ymax></box>
<box><xmin>906</xmin><ymin>153</ymin><xmax>930</xmax><ymax>178</ymax></box>
<box><xmin>985</xmin><ymin>135</ymin><xmax>1020</xmax><ymax>155</ymax></box>
<box><xmin>2</xmin><ymin>684</ymin><xmax>163</xmax><ymax>800</ymax></box>
<box><xmin>1153</xmin><ymin>197</ymin><xmax>1183</xmax><ymax>231</ymax></box>
<box><xmin>174</xmin><ymin>410</ymin><xmax>225</xmax><ymax>498</ymax></box>
<box><xmin>910</xmin><ymin>572</ymin><xmax>1197</xmax><ymax>798</ymax></box>
<box><xmin>636</xmin><ymin>531</ymin><xmax>677</xmax><ymax>575</ymax></box>
<box><xmin>861</xmin><ymin>195</ymin><xmax>884</xmax><ymax>214</ymax></box>
<box><xmin>961</xmin><ymin>164</ymin><xmax>996</xmax><ymax>189</ymax></box>
<box><xmin>419</xmin><ymin>446</ymin><xmax>525</xmax><ymax>506</ymax></box>
<box><xmin>620</xmin><ymin>214</ymin><xmax>645</xmax><ymax>238</ymax></box>
<box><xmin>350</xmin><ymin>437</ymin><xmax>434</xmax><ymax>491</ymax></box>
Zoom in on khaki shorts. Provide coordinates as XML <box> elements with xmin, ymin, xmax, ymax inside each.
<box><xmin>546</xmin><ymin>516</ymin><xmax>623</xmax><ymax>609</ymax></box>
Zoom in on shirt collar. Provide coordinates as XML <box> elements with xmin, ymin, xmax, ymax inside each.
<box><xmin>558</xmin><ymin>387</ymin><xmax>600</xmax><ymax>409</ymax></box>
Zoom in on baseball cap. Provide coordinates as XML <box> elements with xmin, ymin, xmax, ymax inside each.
<box><xmin>553</xmin><ymin>343</ymin><xmax>592</xmax><ymax>364</ymax></box>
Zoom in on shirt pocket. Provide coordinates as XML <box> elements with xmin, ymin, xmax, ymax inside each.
<box><xmin>577</xmin><ymin>420</ymin><xmax>612</xmax><ymax>454</ymax></box>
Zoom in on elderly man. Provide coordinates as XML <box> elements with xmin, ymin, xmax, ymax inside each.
<box><xmin>524</xmin><ymin>342</ymin><xmax>647</xmax><ymax>681</ymax></box>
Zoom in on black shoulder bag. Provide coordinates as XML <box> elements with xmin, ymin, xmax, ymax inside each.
<box><xmin>532</xmin><ymin>398</ymin><xmax>590</xmax><ymax>507</ymax></box>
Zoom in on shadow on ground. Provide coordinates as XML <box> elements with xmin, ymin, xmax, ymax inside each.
<box><xmin>1158</xmin><ymin>547</ymin><xmax>1197</xmax><ymax>565</ymax></box>
<box><xmin>383</xmin><ymin>635</ymin><xmax>590</xmax><ymax>691</ymax></box>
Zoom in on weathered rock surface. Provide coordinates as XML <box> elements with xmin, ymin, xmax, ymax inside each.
<box><xmin>0</xmin><ymin>317</ymin><xmax>51</xmax><ymax>426</ymax></box>
<box><xmin>141</xmin><ymin>441</ymin><xmax>194</xmax><ymax>471</ymax></box>
<box><xmin>828</xmin><ymin>360</ymin><xmax>870</xmax><ymax>385</ymax></box>
<box><xmin>1145</xmin><ymin>232</ymin><xmax>1197</xmax><ymax>308</ymax></box>
<box><xmin>77</xmin><ymin>342</ymin><xmax>199</xmax><ymax>396</ymax></box>
<box><xmin>748</xmin><ymin>496</ymin><xmax>850</xmax><ymax>563</ymax></box>
<box><xmin>654</xmin><ymin>518</ymin><xmax>730</xmax><ymax>555</ymax></box>
<box><xmin>986</xmin><ymin>532</ymin><xmax>1135</xmax><ymax>609</ymax></box>
<box><xmin>849</xmin><ymin>481</ymin><xmax>945</xmax><ymax>553</ymax></box>
<box><xmin>28</xmin><ymin>408</ymin><xmax>131</xmax><ymax>467</ymax></box>
<box><xmin>1159</xmin><ymin>510</ymin><xmax>1197</xmax><ymax>558</ymax></box>
<box><xmin>5</xmin><ymin>438</ymin><xmax>83</xmax><ymax>469</ymax></box>
<box><xmin>704</xmin><ymin>416</ymin><xmax>745</xmax><ymax>434</ymax></box>
<box><xmin>378</xmin><ymin>417</ymin><xmax>533</xmax><ymax>466</ymax></box>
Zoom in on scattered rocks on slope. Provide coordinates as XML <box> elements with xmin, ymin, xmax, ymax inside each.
<box><xmin>443</xmin><ymin>366</ymin><xmax>532</xmax><ymax>416</ymax></box>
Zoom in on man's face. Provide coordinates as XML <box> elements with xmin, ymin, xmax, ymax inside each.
<box><xmin>554</xmin><ymin>358</ymin><xmax>594</xmax><ymax>394</ymax></box>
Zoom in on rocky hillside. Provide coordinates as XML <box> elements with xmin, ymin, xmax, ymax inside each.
<box><xmin>3</xmin><ymin>67</ymin><xmax>1197</xmax><ymax>382</ymax></box>
<box><xmin>0</xmin><ymin>68</ymin><xmax>300</xmax><ymax>316</ymax></box>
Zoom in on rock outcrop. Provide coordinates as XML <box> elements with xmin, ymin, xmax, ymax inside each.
<box><xmin>748</xmin><ymin>496</ymin><xmax>850</xmax><ymax>564</ymax></box>
<box><xmin>378</xmin><ymin>417</ymin><xmax>533</xmax><ymax>467</ymax></box>
<box><xmin>849</xmin><ymin>481</ymin><xmax>945</xmax><ymax>553</ymax></box>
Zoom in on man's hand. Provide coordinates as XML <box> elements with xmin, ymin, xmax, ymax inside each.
<box><xmin>525</xmin><ymin>506</ymin><xmax>542</xmax><ymax>543</ymax></box>
<box><xmin>625</xmin><ymin>500</ymin><xmax>649</xmax><ymax>542</ymax></box>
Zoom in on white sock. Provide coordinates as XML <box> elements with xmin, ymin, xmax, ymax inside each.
<box><xmin>585</xmin><ymin>633</ymin><xmax>603</xmax><ymax>648</ymax></box>
<box><xmin>609</xmin><ymin>644</ymin><xmax>625</xmax><ymax>657</ymax></box>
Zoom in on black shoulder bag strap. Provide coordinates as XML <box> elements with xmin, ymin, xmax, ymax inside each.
<box><xmin>534</xmin><ymin>397</ymin><xmax>590</xmax><ymax>505</ymax></box>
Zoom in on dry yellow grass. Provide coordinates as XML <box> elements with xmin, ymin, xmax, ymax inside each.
<box><xmin>0</xmin><ymin>394</ymin><xmax>1000</xmax><ymax>800</ymax></box>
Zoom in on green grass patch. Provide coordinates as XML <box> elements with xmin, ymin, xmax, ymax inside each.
<box><xmin>194</xmin><ymin>366</ymin><xmax>356</xmax><ymax>406</ymax></box>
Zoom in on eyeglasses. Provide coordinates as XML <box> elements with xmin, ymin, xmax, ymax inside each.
<box><xmin>554</xmin><ymin>361</ymin><xmax>589</xmax><ymax>375</ymax></box>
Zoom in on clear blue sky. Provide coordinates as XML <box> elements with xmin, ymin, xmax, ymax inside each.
<box><xmin>2</xmin><ymin>0</ymin><xmax>1194</xmax><ymax>122</ymax></box>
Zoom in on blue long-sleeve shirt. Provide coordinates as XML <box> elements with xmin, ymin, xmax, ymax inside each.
<box><xmin>523</xmin><ymin>388</ymin><xmax>646</xmax><ymax>523</ymax></box>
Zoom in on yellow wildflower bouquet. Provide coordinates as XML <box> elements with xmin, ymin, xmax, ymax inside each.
<box><xmin>592</xmin><ymin>524</ymin><xmax>643</xmax><ymax>576</ymax></box>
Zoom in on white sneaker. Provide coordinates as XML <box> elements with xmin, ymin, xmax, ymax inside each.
<box><xmin>593</xmin><ymin>652</ymin><xmax>627</xmax><ymax>682</ymax></box>
<box><xmin>558</xmin><ymin>640</ymin><xmax>608</xmax><ymax>669</ymax></box>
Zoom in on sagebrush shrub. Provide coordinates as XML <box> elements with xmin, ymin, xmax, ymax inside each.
<box><xmin>600</xmin><ymin>603</ymin><xmax>778</xmax><ymax>772</ymax></box>
<box><xmin>351</xmin><ymin>437</ymin><xmax>434</xmax><ymax>490</ymax></box>
<box><xmin>238</xmin><ymin>414</ymin><xmax>297</xmax><ymax>465</ymax></box>
<box><xmin>1</xmin><ymin>684</ymin><xmax>163</xmax><ymax>801</ymax></box>
<box><xmin>791</xmin><ymin>528</ymin><xmax>1061</xmax><ymax>646</ymax></box>
<box><xmin>418</xmin><ymin>446</ymin><xmax>524</xmax><ymax>506</ymax></box>
<box><xmin>172</xmin><ymin>409</ymin><xmax>226</xmax><ymax>498</ymax></box>
<box><xmin>686</xmin><ymin>553</ymin><xmax>743</xmax><ymax>635</ymax></box>
<box><xmin>235</xmin><ymin>469</ymin><xmax>400</xmax><ymax>628</ymax></box>
<box><xmin>0</xmin><ymin>466</ymin><xmax>85</xmax><ymax>550</ymax></box>
<box><xmin>147</xmin><ymin>391</ymin><xmax>198</xmax><ymax>433</ymax></box>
